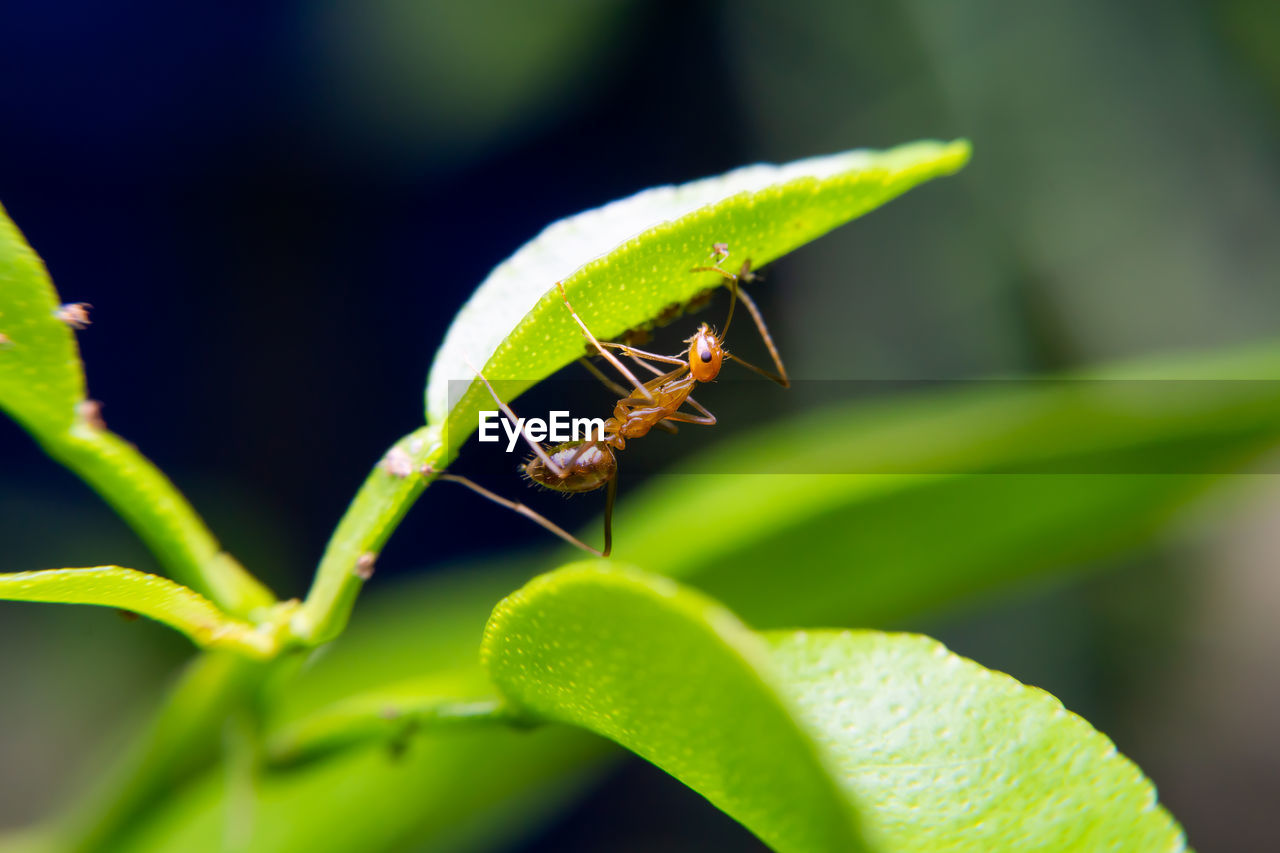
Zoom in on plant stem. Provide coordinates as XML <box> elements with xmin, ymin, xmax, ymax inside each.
<box><xmin>39</xmin><ymin>418</ymin><xmax>275</xmax><ymax>618</ymax></box>
<box><xmin>293</xmin><ymin>424</ymin><xmax>445</xmax><ymax>645</ymax></box>
<box><xmin>50</xmin><ymin>651</ymin><xmax>274</xmax><ymax>852</ymax></box>
<box><xmin>265</xmin><ymin>692</ymin><xmax>517</xmax><ymax>767</ymax></box>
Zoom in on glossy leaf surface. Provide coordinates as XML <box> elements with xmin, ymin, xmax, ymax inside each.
<box><xmin>482</xmin><ymin>563</ymin><xmax>868</xmax><ymax>853</ymax></box>
<box><xmin>767</xmin><ymin>630</ymin><xmax>1185</xmax><ymax>852</ymax></box>
<box><xmin>483</xmin><ymin>565</ymin><xmax>1185</xmax><ymax>852</ymax></box>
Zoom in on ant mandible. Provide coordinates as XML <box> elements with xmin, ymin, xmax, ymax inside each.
<box><xmin>438</xmin><ymin>245</ymin><xmax>789</xmax><ymax>556</ymax></box>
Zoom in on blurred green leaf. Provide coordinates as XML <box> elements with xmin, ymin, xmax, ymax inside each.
<box><xmin>114</xmin><ymin>564</ymin><xmax>614</xmax><ymax>853</ymax></box>
<box><xmin>0</xmin><ymin>567</ymin><xmax>278</xmax><ymax>658</ymax></box>
<box><xmin>482</xmin><ymin>564</ymin><xmax>1184</xmax><ymax>852</ymax></box>
<box><xmin>113</xmin><ymin>343</ymin><xmax>1280</xmax><ymax>851</ymax></box>
<box><xmin>312</xmin><ymin>0</ymin><xmax>632</xmax><ymax>165</ymax></box>
<box><xmin>482</xmin><ymin>563</ymin><xmax>870</xmax><ymax>853</ymax></box>
<box><xmin>608</xmin><ymin>342</ymin><xmax>1280</xmax><ymax>627</ymax></box>
<box><xmin>265</xmin><ymin>683</ymin><xmax>510</xmax><ymax>767</ymax></box>
<box><xmin>0</xmin><ymin>201</ymin><xmax>86</xmax><ymax>434</ymax></box>
<box><xmin>426</xmin><ymin>140</ymin><xmax>970</xmax><ymax>458</ymax></box>
<box><xmin>120</xmin><ymin>725</ymin><xmax>607</xmax><ymax>853</ymax></box>
<box><xmin>53</xmin><ymin>653</ymin><xmax>268</xmax><ymax>853</ymax></box>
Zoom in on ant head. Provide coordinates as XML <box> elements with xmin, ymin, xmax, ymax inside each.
<box><xmin>688</xmin><ymin>323</ymin><xmax>723</xmax><ymax>383</ymax></box>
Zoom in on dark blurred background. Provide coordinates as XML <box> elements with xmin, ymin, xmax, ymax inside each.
<box><xmin>2</xmin><ymin>0</ymin><xmax>1279</xmax><ymax>849</ymax></box>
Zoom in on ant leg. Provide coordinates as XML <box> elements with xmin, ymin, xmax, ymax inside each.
<box><xmin>673</xmin><ymin>393</ymin><xmax>716</xmax><ymax>426</ymax></box>
<box><xmin>663</xmin><ymin>409</ymin><xmax>717</xmax><ymax>427</ymax></box>
<box><xmin>626</xmin><ymin>355</ymin><xmax>666</xmax><ymax>378</ymax></box>
<box><xmin>599</xmin><ymin>341</ymin><xmax>687</xmax><ymax>366</ymax></box>
<box><xmin>600</xmin><ymin>472</ymin><xmax>617</xmax><ymax>558</ymax></box>
<box><xmin>726</xmin><ymin>284</ymin><xmax>790</xmax><ymax>388</ymax></box>
<box><xmin>689</xmin><ymin>263</ymin><xmax>739</xmax><ymax>280</ymax></box>
<box><xmin>436</xmin><ymin>474</ymin><xmax>606</xmax><ymax>557</ymax></box>
<box><xmin>465</xmin><ymin>359</ymin><xmax>568</xmax><ymax>478</ymax></box>
<box><xmin>579</xmin><ymin>356</ymin><xmax>632</xmax><ymax>397</ymax></box>
<box><xmin>556</xmin><ymin>282</ymin><xmax>656</xmax><ymax>402</ymax></box>
<box><xmin>598</xmin><ymin>356</ymin><xmax>678</xmax><ymax>434</ymax></box>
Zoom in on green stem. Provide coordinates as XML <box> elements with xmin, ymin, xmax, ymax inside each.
<box><xmin>39</xmin><ymin>418</ymin><xmax>275</xmax><ymax>618</ymax></box>
<box><xmin>222</xmin><ymin>708</ymin><xmax>262</xmax><ymax>853</ymax></box>
<box><xmin>51</xmin><ymin>651</ymin><xmax>274</xmax><ymax>853</ymax></box>
<box><xmin>0</xmin><ymin>567</ymin><xmax>286</xmax><ymax>659</ymax></box>
<box><xmin>266</xmin><ymin>691</ymin><xmax>516</xmax><ymax>767</ymax></box>
<box><xmin>294</xmin><ymin>424</ymin><xmax>445</xmax><ymax>645</ymax></box>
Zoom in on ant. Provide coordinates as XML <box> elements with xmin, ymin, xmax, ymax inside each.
<box><xmin>437</xmin><ymin>247</ymin><xmax>789</xmax><ymax>556</ymax></box>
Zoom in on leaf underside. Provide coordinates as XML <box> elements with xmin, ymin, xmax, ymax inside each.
<box><xmin>426</xmin><ymin>140</ymin><xmax>970</xmax><ymax>459</ymax></box>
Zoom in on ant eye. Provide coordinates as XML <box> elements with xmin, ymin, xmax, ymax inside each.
<box><xmin>698</xmin><ymin>345</ymin><xmax>712</xmax><ymax>363</ymax></box>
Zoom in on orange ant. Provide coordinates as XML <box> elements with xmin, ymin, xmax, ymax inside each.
<box><xmin>438</xmin><ymin>248</ymin><xmax>789</xmax><ymax>556</ymax></box>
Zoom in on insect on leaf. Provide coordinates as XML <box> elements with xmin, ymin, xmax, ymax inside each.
<box><xmin>426</xmin><ymin>140</ymin><xmax>971</xmax><ymax>459</ymax></box>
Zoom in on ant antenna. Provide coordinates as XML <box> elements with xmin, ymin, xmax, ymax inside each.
<box><xmin>720</xmin><ymin>272</ymin><xmax>740</xmax><ymax>343</ymax></box>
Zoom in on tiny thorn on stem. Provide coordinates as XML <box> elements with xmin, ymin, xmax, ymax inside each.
<box><xmin>380</xmin><ymin>446</ymin><xmax>413</xmax><ymax>478</ymax></box>
<box><xmin>77</xmin><ymin>399</ymin><xmax>107</xmax><ymax>430</ymax></box>
<box><xmin>354</xmin><ymin>552</ymin><xmax>378</xmax><ymax>581</ymax></box>
<box><xmin>56</xmin><ymin>302</ymin><xmax>93</xmax><ymax>329</ymax></box>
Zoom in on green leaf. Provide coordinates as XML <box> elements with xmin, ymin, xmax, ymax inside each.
<box><xmin>0</xmin><ymin>567</ymin><xmax>280</xmax><ymax>658</ymax></box>
<box><xmin>482</xmin><ymin>564</ymin><xmax>1186</xmax><ymax>853</ymax></box>
<box><xmin>0</xmin><ymin>202</ymin><xmax>273</xmax><ymax>616</ymax></box>
<box><xmin>608</xmin><ymin>342</ymin><xmax>1280</xmax><ymax>627</ymax></box>
<box><xmin>0</xmin><ymin>200</ymin><xmax>86</xmax><ymax>434</ymax></box>
<box><xmin>299</xmin><ymin>141</ymin><xmax>970</xmax><ymax>643</ymax></box>
<box><xmin>97</xmin><ymin>343</ymin><xmax>1276</xmax><ymax>852</ymax></box>
<box><xmin>109</xmin><ymin>564</ymin><xmax>615</xmax><ymax>853</ymax></box>
<box><xmin>426</xmin><ymin>139</ymin><xmax>970</xmax><ymax>457</ymax></box>
<box><xmin>767</xmin><ymin>630</ymin><xmax>1186</xmax><ymax>852</ymax></box>
<box><xmin>482</xmin><ymin>563</ymin><xmax>871</xmax><ymax>853</ymax></box>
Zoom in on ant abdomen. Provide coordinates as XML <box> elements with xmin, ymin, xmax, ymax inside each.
<box><xmin>524</xmin><ymin>441</ymin><xmax>617</xmax><ymax>493</ymax></box>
